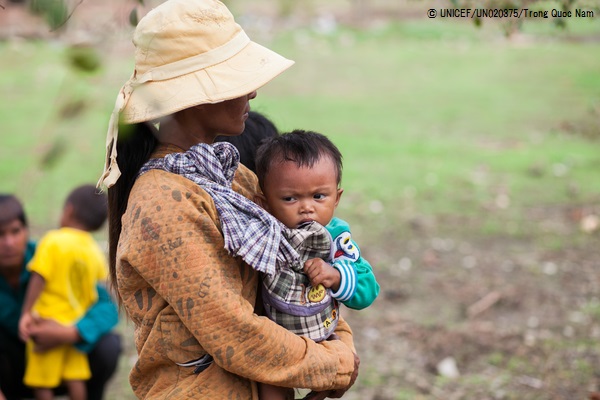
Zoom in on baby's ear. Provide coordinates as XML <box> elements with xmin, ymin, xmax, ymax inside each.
<box><xmin>335</xmin><ymin>187</ymin><xmax>344</xmax><ymax>207</ymax></box>
<box><xmin>254</xmin><ymin>194</ymin><xmax>268</xmax><ymax>210</ymax></box>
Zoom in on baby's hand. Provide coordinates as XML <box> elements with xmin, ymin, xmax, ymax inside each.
<box><xmin>303</xmin><ymin>258</ymin><xmax>341</xmax><ymax>292</ymax></box>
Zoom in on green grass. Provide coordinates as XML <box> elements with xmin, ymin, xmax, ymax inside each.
<box><xmin>251</xmin><ymin>21</ymin><xmax>600</xmax><ymax>233</ymax></box>
<box><xmin>0</xmin><ymin>41</ymin><xmax>120</xmax><ymax>226</ymax></box>
<box><xmin>2</xmin><ymin>19</ymin><xmax>600</xmax><ymax>237</ymax></box>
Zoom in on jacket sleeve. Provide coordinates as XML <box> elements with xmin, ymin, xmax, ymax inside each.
<box><xmin>0</xmin><ymin>242</ymin><xmax>36</xmax><ymax>338</ymax></box>
<box><xmin>0</xmin><ymin>288</ymin><xmax>21</xmax><ymax>338</ymax></box>
<box><xmin>74</xmin><ymin>284</ymin><xmax>119</xmax><ymax>353</ymax></box>
<box><xmin>123</xmin><ymin>172</ymin><xmax>356</xmax><ymax>391</ymax></box>
<box><xmin>329</xmin><ymin>218</ymin><xmax>380</xmax><ymax>310</ymax></box>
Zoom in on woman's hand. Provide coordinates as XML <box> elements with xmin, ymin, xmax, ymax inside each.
<box><xmin>302</xmin><ymin>352</ymin><xmax>360</xmax><ymax>400</ymax></box>
<box><xmin>302</xmin><ymin>391</ymin><xmax>330</xmax><ymax>400</ymax></box>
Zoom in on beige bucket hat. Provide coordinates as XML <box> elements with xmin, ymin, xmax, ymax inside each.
<box><xmin>98</xmin><ymin>0</ymin><xmax>294</xmax><ymax>188</ymax></box>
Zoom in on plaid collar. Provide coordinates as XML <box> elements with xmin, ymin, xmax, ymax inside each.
<box><xmin>281</xmin><ymin>221</ymin><xmax>332</xmax><ymax>272</ymax></box>
<box><xmin>139</xmin><ymin>142</ymin><xmax>298</xmax><ymax>276</ymax></box>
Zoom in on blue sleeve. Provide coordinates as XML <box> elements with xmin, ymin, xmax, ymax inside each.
<box><xmin>0</xmin><ymin>289</ymin><xmax>21</xmax><ymax>339</ymax></box>
<box><xmin>327</xmin><ymin>218</ymin><xmax>380</xmax><ymax>310</ymax></box>
<box><xmin>74</xmin><ymin>284</ymin><xmax>119</xmax><ymax>353</ymax></box>
<box><xmin>0</xmin><ymin>241</ymin><xmax>35</xmax><ymax>339</ymax></box>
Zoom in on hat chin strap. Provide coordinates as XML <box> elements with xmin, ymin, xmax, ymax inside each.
<box><xmin>97</xmin><ymin>30</ymin><xmax>251</xmax><ymax>190</ymax></box>
<box><xmin>97</xmin><ymin>82</ymin><xmax>132</xmax><ymax>189</ymax></box>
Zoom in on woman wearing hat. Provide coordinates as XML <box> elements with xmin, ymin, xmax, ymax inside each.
<box><xmin>98</xmin><ymin>0</ymin><xmax>359</xmax><ymax>399</ymax></box>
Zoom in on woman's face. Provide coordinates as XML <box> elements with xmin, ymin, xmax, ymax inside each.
<box><xmin>161</xmin><ymin>91</ymin><xmax>258</xmax><ymax>149</ymax></box>
<box><xmin>195</xmin><ymin>91</ymin><xmax>257</xmax><ymax>140</ymax></box>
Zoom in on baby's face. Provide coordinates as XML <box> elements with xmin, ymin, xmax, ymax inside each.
<box><xmin>261</xmin><ymin>157</ymin><xmax>342</xmax><ymax>229</ymax></box>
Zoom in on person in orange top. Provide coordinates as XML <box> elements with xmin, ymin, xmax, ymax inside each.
<box><xmin>97</xmin><ymin>1</ymin><xmax>359</xmax><ymax>399</ymax></box>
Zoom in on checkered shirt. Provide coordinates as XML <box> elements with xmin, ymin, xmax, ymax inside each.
<box><xmin>262</xmin><ymin>221</ymin><xmax>340</xmax><ymax>342</ymax></box>
<box><xmin>139</xmin><ymin>142</ymin><xmax>298</xmax><ymax>277</ymax></box>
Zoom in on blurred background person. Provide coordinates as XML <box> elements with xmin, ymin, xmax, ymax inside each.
<box><xmin>19</xmin><ymin>185</ymin><xmax>110</xmax><ymax>400</ymax></box>
<box><xmin>0</xmin><ymin>194</ymin><xmax>121</xmax><ymax>400</ymax></box>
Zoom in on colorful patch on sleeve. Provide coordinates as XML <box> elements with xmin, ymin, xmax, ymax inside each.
<box><xmin>333</xmin><ymin>231</ymin><xmax>359</xmax><ymax>261</ymax></box>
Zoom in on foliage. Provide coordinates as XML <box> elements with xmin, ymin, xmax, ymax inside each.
<box><xmin>66</xmin><ymin>45</ymin><xmax>102</xmax><ymax>74</ymax></box>
<box><xmin>29</xmin><ymin>0</ymin><xmax>68</xmax><ymax>30</ymax></box>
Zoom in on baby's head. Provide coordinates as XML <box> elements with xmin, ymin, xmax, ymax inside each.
<box><xmin>255</xmin><ymin>130</ymin><xmax>343</xmax><ymax>228</ymax></box>
<box><xmin>61</xmin><ymin>185</ymin><xmax>108</xmax><ymax>232</ymax></box>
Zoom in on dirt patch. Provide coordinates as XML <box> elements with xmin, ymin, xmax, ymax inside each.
<box><xmin>342</xmin><ymin>205</ymin><xmax>600</xmax><ymax>399</ymax></box>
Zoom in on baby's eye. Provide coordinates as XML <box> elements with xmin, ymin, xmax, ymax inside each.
<box><xmin>313</xmin><ymin>194</ymin><xmax>326</xmax><ymax>200</ymax></box>
<box><xmin>282</xmin><ymin>196</ymin><xmax>296</xmax><ymax>202</ymax></box>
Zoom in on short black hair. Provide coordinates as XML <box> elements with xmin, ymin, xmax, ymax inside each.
<box><xmin>0</xmin><ymin>194</ymin><xmax>27</xmax><ymax>227</ymax></box>
<box><xmin>255</xmin><ymin>129</ymin><xmax>343</xmax><ymax>189</ymax></box>
<box><xmin>215</xmin><ymin>111</ymin><xmax>279</xmax><ymax>173</ymax></box>
<box><xmin>65</xmin><ymin>185</ymin><xmax>108</xmax><ymax>231</ymax></box>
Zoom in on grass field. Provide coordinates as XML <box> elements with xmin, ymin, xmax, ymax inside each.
<box><xmin>2</xmin><ymin>18</ymin><xmax>599</xmax><ymax>233</ymax></box>
<box><xmin>2</xmin><ymin>5</ymin><xmax>600</xmax><ymax>399</ymax></box>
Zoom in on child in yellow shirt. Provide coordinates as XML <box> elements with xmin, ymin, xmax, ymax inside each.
<box><xmin>18</xmin><ymin>185</ymin><xmax>108</xmax><ymax>400</ymax></box>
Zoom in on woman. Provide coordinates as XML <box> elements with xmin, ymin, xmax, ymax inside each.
<box><xmin>98</xmin><ymin>0</ymin><xmax>359</xmax><ymax>399</ymax></box>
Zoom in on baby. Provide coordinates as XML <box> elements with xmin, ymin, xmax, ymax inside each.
<box><xmin>254</xmin><ymin>130</ymin><xmax>380</xmax><ymax>399</ymax></box>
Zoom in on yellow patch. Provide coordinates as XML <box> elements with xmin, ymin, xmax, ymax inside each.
<box><xmin>307</xmin><ymin>284</ymin><xmax>326</xmax><ymax>303</ymax></box>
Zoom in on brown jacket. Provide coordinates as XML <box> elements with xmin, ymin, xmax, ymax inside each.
<box><xmin>117</xmin><ymin>145</ymin><xmax>356</xmax><ymax>399</ymax></box>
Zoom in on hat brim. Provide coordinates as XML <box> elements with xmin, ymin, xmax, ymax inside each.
<box><xmin>121</xmin><ymin>41</ymin><xmax>294</xmax><ymax>124</ymax></box>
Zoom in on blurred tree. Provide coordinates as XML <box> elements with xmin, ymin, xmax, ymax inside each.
<box><xmin>129</xmin><ymin>0</ymin><xmax>145</xmax><ymax>26</ymax></box>
<box><xmin>29</xmin><ymin>0</ymin><xmax>68</xmax><ymax>31</ymax></box>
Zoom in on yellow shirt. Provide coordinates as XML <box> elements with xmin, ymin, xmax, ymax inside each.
<box><xmin>28</xmin><ymin>227</ymin><xmax>108</xmax><ymax>325</ymax></box>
